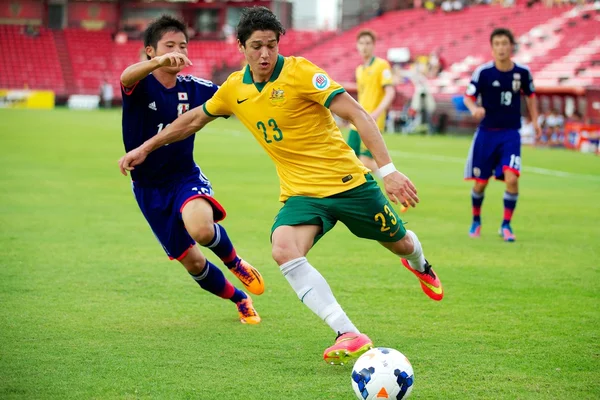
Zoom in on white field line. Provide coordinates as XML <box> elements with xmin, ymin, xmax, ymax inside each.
<box><xmin>389</xmin><ymin>150</ymin><xmax>600</xmax><ymax>182</ymax></box>
<box><xmin>202</xmin><ymin>127</ymin><xmax>600</xmax><ymax>182</ymax></box>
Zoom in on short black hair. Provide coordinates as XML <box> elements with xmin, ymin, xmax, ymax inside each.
<box><xmin>143</xmin><ymin>15</ymin><xmax>188</xmax><ymax>59</ymax></box>
<box><xmin>490</xmin><ymin>28</ymin><xmax>515</xmax><ymax>45</ymax></box>
<box><xmin>236</xmin><ymin>6</ymin><xmax>286</xmax><ymax>46</ymax></box>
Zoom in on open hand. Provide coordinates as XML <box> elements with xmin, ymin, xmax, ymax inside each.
<box><xmin>383</xmin><ymin>171</ymin><xmax>419</xmax><ymax>208</ymax></box>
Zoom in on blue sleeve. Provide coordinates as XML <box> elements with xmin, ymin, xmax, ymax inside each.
<box><xmin>522</xmin><ymin>68</ymin><xmax>535</xmax><ymax>97</ymax></box>
<box><xmin>465</xmin><ymin>68</ymin><xmax>482</xmax><ymax>100</ymax></box>
<box><xmin>121</xmin><ymin>76</ymin><xmax>148</xmax><ymax>103</ymax></box>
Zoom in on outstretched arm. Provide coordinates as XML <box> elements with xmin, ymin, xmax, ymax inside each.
<box><xmin>118</xmin><ymin>106</ymin><xmax>215</xmax><ymax>175</ymax></box>
<box><xmin>120</xmin><ymin>52</ymin><xmax>192</xmax><ymax>88</ymax></box>
<box><xmin>329</xmin><ymin>92</ymin><xmax>419</xmax><ymax>208</ymax></box>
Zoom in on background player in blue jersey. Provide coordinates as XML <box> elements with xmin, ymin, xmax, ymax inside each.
<box><xmin>120</xmin><ymin>15</ymin><xmax>264</xmax><ymax>323</ymax></box>
<box><xmin>463</xmin><ymin>28</ymin><xmax>541</xmax><ymax>242</ymax></box>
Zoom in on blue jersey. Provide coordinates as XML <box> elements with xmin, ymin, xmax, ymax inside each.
<box><xmin>465</xmin><ymin>62</ymin><xmax>534</xmax><ymax>130</ymax></box>
<box><xmin>121</xmin><ymin>74</ymin><xmax>218</xmax><ymax>186</ymax></box>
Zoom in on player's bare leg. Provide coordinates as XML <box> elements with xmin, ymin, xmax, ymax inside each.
<box><xmin>182</xmin><ymin>198</ymin><xmax>217</xmax><ymax>245</ymax></box>
<box><xmin>360</xmin><ymin>155</ymin><xmax>379</xmax><ymax>176</ymax></box>
<box><xmin>470</xmin><ymin>180</ymin><xmax>487</xmax><ymax>238</ymax></box>
<box><xmin>380</xmin><ymin>231</ymin><xmax>443</xmax><ymax>301</ymax></box>
<box><xmin>272</xmin><ymin>224</ymin><xmax>372</xmax><ymax>364</ymax></box>
<box><xmin>179</xmin><ymin>245</ymin><xmax>208</xmax><ymax>275</ymax></box>
<box><xmin>182</xmin><ymin>198</ymin><xmax>264</xmax><ymax>294</ymax></box>
<box><xmin>500</xmin><ymin>170</ymin><xmax>519</xmax><ymax>242</ymax></box>
<box><xmin>179</xmin><ymin>246</ymin><xmax>260</xmax><ymax>324</ymax></box>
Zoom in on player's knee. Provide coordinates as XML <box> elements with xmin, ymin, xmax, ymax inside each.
<box><xmin>182</xmin><ymin>259</ymin><xmax>205</xmax><ymax>275</ymax></box>
<box><xmin>187</xmin><ymin>223</ymin><xmax>215</xmax><ymax>246</ymax></box>
<box><xmin>179</xmin><ymin>252</ymin><xmax>207</xmax><ymax>275</ymax></box>
<box><xmin>505</xmin><ymin>173</ymin><xmax>519</xmax><ymax>187</ymax></box>
<box><xmin>473</xmin><ymin>181</ymin><xmax>488</xmax><ymax>192</ymax></box>
<box><xmin>271</xmin><ymin>242</ymin><xmax>300</xmax><ymax>265</ymax></box>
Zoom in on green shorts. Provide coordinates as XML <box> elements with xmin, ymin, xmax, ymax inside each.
<box><xmin>347</xmin><ymin>129</ymin><xmax>373</xmax><ymax>158</ymax></box>
<box><xmin>271</xmin><ymin>175</ymin><xmax>406</xmax><ymax>245</ymax></box>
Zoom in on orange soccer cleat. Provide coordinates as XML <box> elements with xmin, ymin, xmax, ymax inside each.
<box><xmin>230</xmin><ymin>259</ymin><xmax>265</xmax><ymax>295</ymax></box>
<box><xmin>236</xmin><ymin>294</ymin><xmax>261</xmax><ymax>325</ymax></box>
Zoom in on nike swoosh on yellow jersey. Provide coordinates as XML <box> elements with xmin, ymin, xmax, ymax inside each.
<box><xmin>420</xmin><ymin>280</ymin><xmax>443</xmax><ymax>295</ymax></box>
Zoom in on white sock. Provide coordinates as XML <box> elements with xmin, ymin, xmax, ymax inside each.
<box><xmin>404</xmin><ymin>230</ymin><xmax>426</xmax><ymax>272</ymax></box>
<box><xmin>280</xmin><ymin>257</ymin><xmax>359</xmax><ymax>335</ymax></box>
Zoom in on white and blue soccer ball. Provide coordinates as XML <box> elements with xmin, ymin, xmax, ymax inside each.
<box><xmin>351</xmin><ymin>347</ymin><xmax>414</xmax><ymax>400</ymax></box>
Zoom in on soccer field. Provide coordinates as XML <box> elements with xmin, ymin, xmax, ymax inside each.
<box><xmin>1</xmin><ymin>108</ymin><xmax>599</xmax><ymax>399</ymax></box>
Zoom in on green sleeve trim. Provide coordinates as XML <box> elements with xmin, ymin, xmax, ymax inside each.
<box><xmin>324</xmin><ymin>88</ymin><xmax>346</xmax><ymax>108</ymax></box>
<box><xmin>202</xmin><ymin>103</ymin><xmax>230</xmax><ymax>119</ymax></box>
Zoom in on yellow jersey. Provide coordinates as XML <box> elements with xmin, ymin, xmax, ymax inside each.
<box><xmin>203</xmin><ymin>55</ymin><xmax>369</xmax><ymax>202</ymax></box>
<box><xmin>356</xmin><ymin>56</ymin><xmax>393</xmax><ymax>130</ymax></box>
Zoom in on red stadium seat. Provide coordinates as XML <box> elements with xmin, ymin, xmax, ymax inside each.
<box><xmin>0</xmin><ymin>26</ymin><xmax>66</xmax><ymax>94</ymax></box>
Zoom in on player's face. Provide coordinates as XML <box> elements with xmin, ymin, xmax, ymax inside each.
<box><xmin>491</xmin><ymin>35</ymin><xmax>513</xmax><ymax>63</ymax></box>
<box><xmin>356</xmin><ymin>35</ymin><xmax>374</xmax><ymax>59</ymax></box>
<box><xmin>239</xmin><ymin>30</ymin><xmax>279</xmax><ymax>82</ymax></box>
<box><xmin>146</xmin><ymin>30</ymin><xmax>188</xmax><ymax>74</ymax></box>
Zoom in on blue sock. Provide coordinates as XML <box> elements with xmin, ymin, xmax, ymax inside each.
<box><xmin>190</xmin><ymin>260</ymin><xmax>246</xmax><ymax>303</ymax></box>
<box><xmin>472</xmin><ymin>189</ymin><xmax>484</xmax><ymax>223</ymax></box>
<box><xmin>503</xmin><ymin>191</ymin><xmax>518</xmax><ymax>226</ymax></box>
<box><xmin>205</xmin><ymin>224</ymin><xmax>241</xmax><ymax>269</ymax></box>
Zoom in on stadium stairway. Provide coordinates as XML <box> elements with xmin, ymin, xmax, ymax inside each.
<box><xmin>53</xmin><ymin>30</ymin><xmax>76</xmax><ymax>94</ymax></box>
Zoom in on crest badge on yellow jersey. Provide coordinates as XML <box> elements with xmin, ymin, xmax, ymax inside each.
<box><xmin>270</xmin><ymin>88</ymin><xmax>286</xmax><ymax>105</ymax></box>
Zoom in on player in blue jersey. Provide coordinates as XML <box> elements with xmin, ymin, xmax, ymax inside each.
<box><xmin>463</xmin><ymin>28</ymin><xmax>541</xmax><ymax>242</ymax></box>
<box><xmin>120</xmin><ymin>15</ymin><xmax>264</xmax><ymax>323</ymax></box>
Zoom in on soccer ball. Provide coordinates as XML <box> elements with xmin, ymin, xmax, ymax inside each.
<box><xmin>351</xmin><ymin>347</ymin><xmax>414</xmax><ymax>400</ymax></box>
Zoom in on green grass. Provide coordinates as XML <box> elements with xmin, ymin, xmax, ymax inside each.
<box><xmin>1</xmin><ymin>108</ymin><xmax>599</xmax><ymax>399</ymax></box>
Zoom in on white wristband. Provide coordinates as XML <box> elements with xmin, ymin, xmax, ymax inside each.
<box><xmin>378</xmin><ymin>163</ymin><xmax>397</xmax><ymax>178</ymax></box>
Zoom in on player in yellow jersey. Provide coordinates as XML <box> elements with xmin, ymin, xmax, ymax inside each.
<box><xmin>119</xmin><ymin>6</ymin><xmax>443</xmax><ymax>365</ymax></box>
<box><xmin>347</xmin><ymin>30</ymin><xmax>396</xmax><ymax>176</ymax></box>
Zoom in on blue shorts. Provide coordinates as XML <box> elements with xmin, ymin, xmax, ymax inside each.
<box><xmin>133</xmin><ymin>171</ymin><xmax>226</xmax><ymax>260</ymax></box>
<box><xmin>464</xmin><ymin>127</ymin><xmax>521</xmax><ymax>182</ymax></box>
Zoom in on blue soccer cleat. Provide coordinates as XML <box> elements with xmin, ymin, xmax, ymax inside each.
<box><xmin>469</xmin><ymin>221</ymin><xmax>481</xmax><ymax>238</ymax></box>
<box><xmin>499</xmin><ymin>224</ymin><xmax>516</xmax><ymax>242</ymax></box>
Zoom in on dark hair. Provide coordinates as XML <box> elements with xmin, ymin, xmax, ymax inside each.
<box><xmin>143</xmin><ymin>15</ymin><xmax>188</xmax><ymax>59</ymax></box>
<box><xmin>490</xmin><ymin>28</ymin><xmax>515</xmax><ymax>45</ymax></box>
<box><xmin>357</xmin><ymin>29</ymin><xmax>376</xmax><ymax>43</ymax></box>
<box><xmin>236</xmin><ymin>6</ymin><xmax>286</xmax><ymax>46</ymax></box>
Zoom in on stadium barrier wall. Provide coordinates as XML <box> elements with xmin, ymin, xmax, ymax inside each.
<box><xmin>564</xmin><ymin>122</ymin><xmax>600</xmax><ymax>154</ymax></box>
<box><xmin>0</xmin><ymin>89</ymin><xmax>55</xmax><ymax>109</ymax></box>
